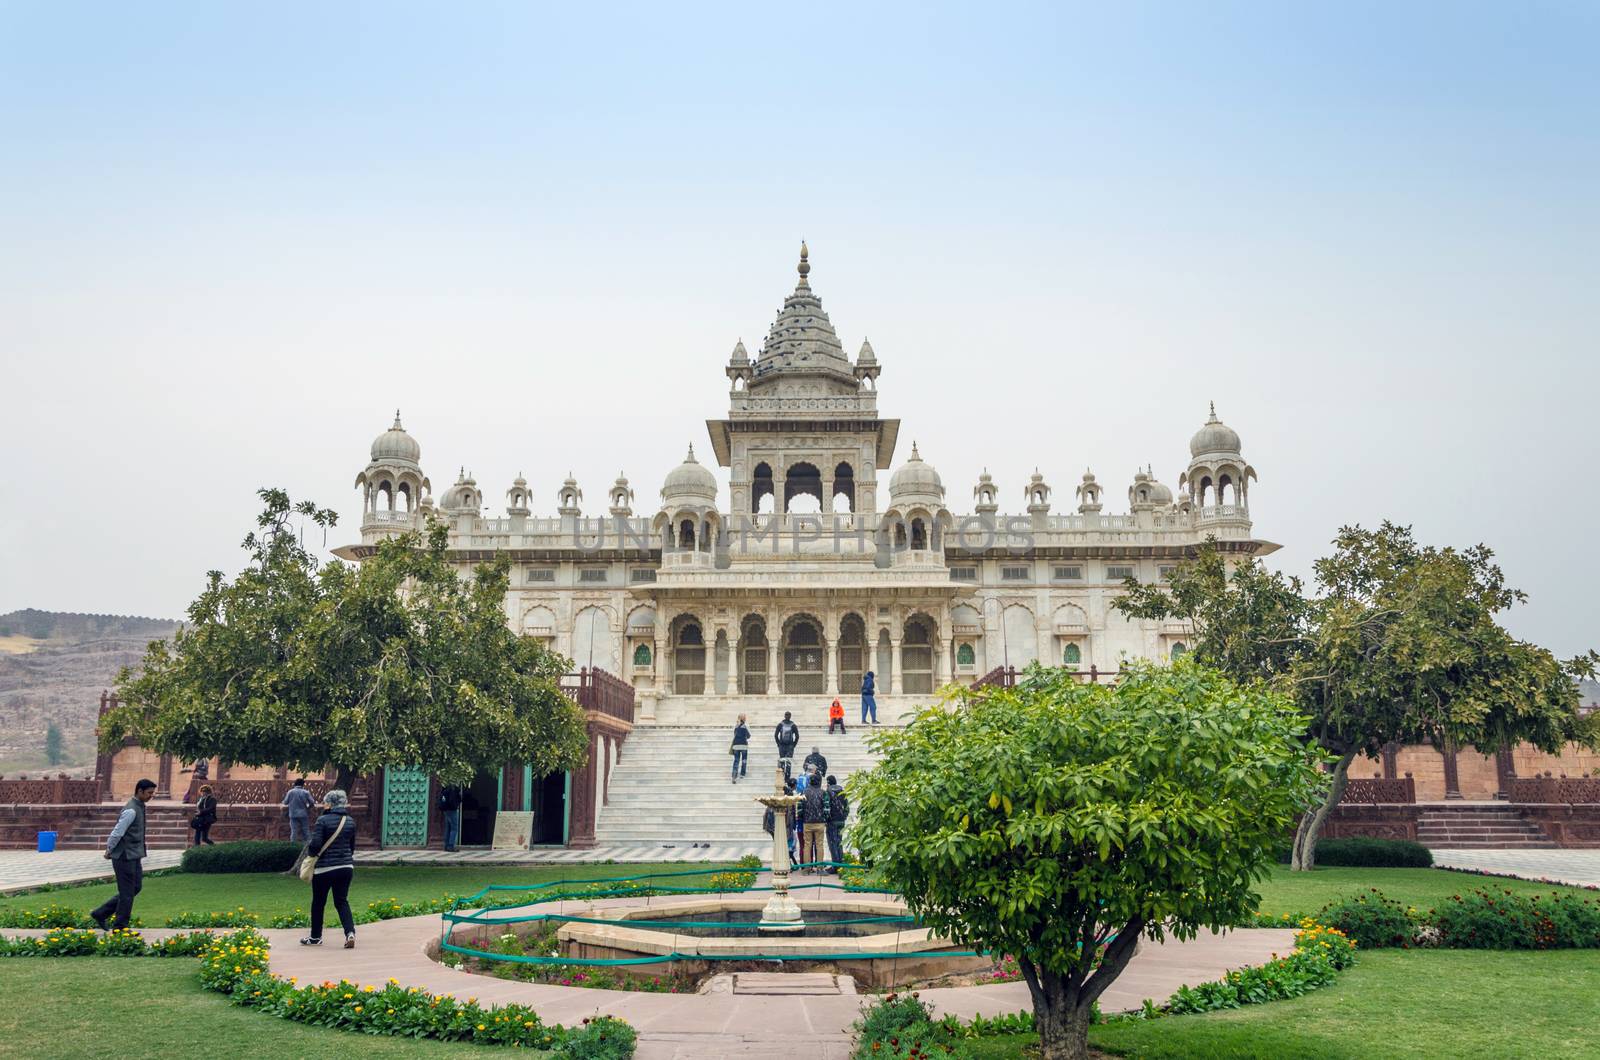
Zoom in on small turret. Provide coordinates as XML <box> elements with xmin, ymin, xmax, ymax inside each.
<box><xmin>1075</xmin><ymin>468</ymin><xmax>1102</xmax><ymax>514</ymax></box>
<box><xmin>609</xmin><ymin>473</ymin><xmax>635</xmax><ymax>518</ymax></box>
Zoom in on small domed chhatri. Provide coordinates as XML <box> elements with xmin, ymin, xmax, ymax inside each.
<box><xmin>336</xmin><ymin>245</ymin><xmax>1276</xmax><ymax>850</ymax></box>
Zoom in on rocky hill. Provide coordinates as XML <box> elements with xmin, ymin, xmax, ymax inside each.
<box><xmin>0</xmin><ymin>610</ymin><xmax>179</xmax><ymax>775</ymax></box>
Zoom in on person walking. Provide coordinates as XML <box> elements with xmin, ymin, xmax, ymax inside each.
<box><xmin>300</xmin><ymin>789</ymin><xmax>358</xmax><ymax>948</ymax></box>
<box><xmin>774</xmin><ymin>711</ymin><xmax>800</xmax><ymax>780</ymax></box>
<box><xmin>730</xmin><ymin>714</ymin><xmax>751</xmax><ymax>784</ymax></box>
<box><xmin>437</xmin><ymin>785</ymin><xmax>463</xmax><ymax>852</ymax></box>
<box><xmin>190</xmin><ymin>785</ymin><xmax>217</xmax><ymax>846</ymax></box>
<box><xmin>90</xmin><ymin>778</ymin><xmax>155</xmax><ymax>931</ymax></box>
<box><xmin>824</xmin><ymin>774</ymin><xmax>849</xmax><ymax>870</ymax></box>
<box><xmin>282</xmin><ymin>778</ymin><xmax>315</xmax><ymax>843</ymax></box>
<box><xmin>861</xmin><ymin>671</ymin><xmax>877</xmax><ymax>725</ymax></box>
<box><xmin>800</xmin><ymin>772</ymin><xmax>828</xmax><ymax>872</ymax></box>
<box><xmin>803</xmin><ymin>745</ymin><xmax>828</xmax><ymax>780</ymax></box>
<box><xmin>828</xmin><ymin>697</ymin><xmax>846</xmax><ymax>734</ymax></box>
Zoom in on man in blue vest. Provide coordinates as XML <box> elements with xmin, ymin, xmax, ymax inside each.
<box><xmin>91</xmin><ymin>778</ymin><xmax>156</xmax><ymax>930</ymax></box>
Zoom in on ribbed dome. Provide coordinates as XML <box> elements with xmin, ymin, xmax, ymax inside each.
<box><xmin>1190</xmin><ymin>403</ymin><xmax>1242</xmax><ymax>457</ymax></box>
<box><xmin>661</xmin><ymin>445</ymin><xmax>718</xmax><ymax>504</ymax></box>
<box><xmin>890</xmin><ymin>443</ymin><xmax>944</xmax><ymax>500</ymax></box>
<box><xmin>370</xmin><ymin>411</ymin><xmax>421</xmax><ymax>464</ymax></box>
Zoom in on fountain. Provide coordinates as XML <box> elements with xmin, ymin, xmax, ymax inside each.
<box><xmin>754</xmin><ymin>765</ymin><xmax>806</xmax><ymax>933</ymax></box>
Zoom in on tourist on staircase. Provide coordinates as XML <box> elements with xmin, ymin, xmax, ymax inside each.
<box><xmin>190</xmin><ymin>784</ymin><xmax>217</xmax><ymax>846</ymax></box>
<box><xmin>828</xmin><ymin>697</ymin><xmax>846</xmax><ymax>734</ymax></box>
<box><xmin>825</xmin><ymin>774</ymin><xmax>848</xmax><ymax>871</ymax></box>
<box><xmin>730</xmin><ymin>714</ymin><xmax>751</xmax><ymax>784</ymax></box>
<box><xmin>803</xmin><ymin>746</ymin><xmax>828</xmax><ymax>780</ymax></box>
<box><xmin>300</xmin><ymin>789</ymin><xmax>358</xmax><ymax>949</ymax></box>
<box><xmin>861</xmin><ymin>670</ymin><xmax>877</xmax><ymax>725</ymax></box>
<box><xmin>774</xmin><ymin>711</ymin><xmax>800</xmax><ymax>779</ymax></box>
<box><xmin>800</xmin><ymin>771</ymin><xmax>828</xmax><ymax>872</ymax></box>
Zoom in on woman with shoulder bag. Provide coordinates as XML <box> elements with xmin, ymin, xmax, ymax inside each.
<box><xmin>190</xmin><ymin>785</ymin><xmax>217</xmax><ymax>846</ymax></box>
<box><xmin>299</xmin><ymin>789</ymin><xmax>358</xmax><ymax>948</ymax></box>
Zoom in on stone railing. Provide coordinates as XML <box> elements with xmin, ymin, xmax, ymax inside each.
<box><xmin>972</xmin><ymin>665</ymin><xmax>1123</xmax><ymax>689</ymax></box>
<box><xmin>1509</xmin><ymin>775</ymin><xmax>1600</xmax><ymax>805</ymax></box>
<box><xmin>211</xmin><ymin>778</ymin><xmax>363</xmax><ymax>806</ymax></box>
<box><xmin>1340</xmin><ymin>775</ymin><xmax>1417</xmax><ymax>805</ymax></box>
<box><xmin>0</xmin><ymin>777</ymin><xmax>103</xmax><ymax>804</ymax></box>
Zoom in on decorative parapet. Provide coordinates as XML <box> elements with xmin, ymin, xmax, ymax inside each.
<box><xmin>1339</xmin><ymin>775</ymin><xmax>1417</xmax><ymax>805</ymax></box>
<box><xmin>1510</xmin><ymin>775</ymin><xmax>1600</xmax><ymax>805</ymax></box>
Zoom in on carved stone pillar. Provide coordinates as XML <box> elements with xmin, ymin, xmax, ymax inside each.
<box><xmin>156</xmin><ymin>753</ymin><xmax>173</xmax><ymax>798</ymax></box>
<box><xmin>822</xmin><ymin>476</ymin><xmax>835</xmax><ymax>514</ymax></box>
<box><xmin>1494</xmin><ymin>740</ymin><xmax>1517</xmax><ymax>801</ymax></box>
<box><xmin>727</xmin><ymin>633</ymin><xmax>740</xmax><ymax>696</ymax></box>
<box><xmin>890</xmin><ymin>639</ymin><xmax>904</xmax><ymax>696</ymax></box>
<box><xmin>767</xmin><ymin>636</ymin><xmax>780</xmax><ymax>695</ymax></box>
<box><xmin>1381</xmin><ymin>742</ymin><xmax>1399</xmax><ymax>780</ymax></box>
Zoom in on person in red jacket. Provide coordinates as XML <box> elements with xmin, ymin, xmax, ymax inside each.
<box><xmin>828</xmin><ymin>697</ymin><xmax>846</xmax><ymax>734</ymax></box>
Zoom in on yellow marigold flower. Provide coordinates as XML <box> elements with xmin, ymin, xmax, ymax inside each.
<box><xmin>477</xmin><ymin>1024</ymin><xmax>486</xmax><ymax>1031</ymax></box>
<box><xmin>354</xmin><ymin>1005</ymin><xmax>363</xmax><ymax>1013</ymax></box>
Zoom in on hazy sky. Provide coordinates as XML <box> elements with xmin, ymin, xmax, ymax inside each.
<box><xmin>2</xmin><ymin>2</ymin><xmax>1595</xmax><ymax>657</ymax></box>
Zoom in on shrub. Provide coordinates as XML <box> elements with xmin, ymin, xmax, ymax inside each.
<box><xmin>708</xmin><ymin>855</ymin><xmax>763</xmax><ymax>892</ymax></box>
<box><xmin>1432</xmin><ymin>889</ymin><xmax>1600</xmax><ymax>949</ymax></box>
<box><xmin>1319</xmin><ymin>889</ymin><xmax>1416</xmax><ymax>948</ymax></box>
<box><xmin>166</xmin><ymin>908</ymin><xmax>260</xmax><ymax>928</ymax></box>
<box><xmin>1309</xmin><ymin>837</ymin><xmax>1433</xmax><ymax>868</ymax></box>
<box><xmin>181</xmin><ymin>840</ymin><xmax>301</xmax><ymax>874</ymax></box>
<box><xmin>852</xmin><ymin>992</ymin><xmax>981</xmax><ymax>1059</ymax></box>
<box><xmin>0</xmin><ymin>902</ymin><xmax>143</xmax><ymax>929</ymax></box>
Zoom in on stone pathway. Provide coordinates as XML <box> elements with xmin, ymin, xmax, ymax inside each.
<box><xmin>0</xmin><ymin>849</ymin><xmax>186</xmax><ymax>895</ymax></box>
<box><xmin>1431</xmin><ymin>849</ymin><xmax>1600</xmax><ymax>888</ymax></box>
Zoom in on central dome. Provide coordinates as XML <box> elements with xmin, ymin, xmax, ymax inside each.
<box><xmin>371</xmin><ymin>411</ymin><xmax>421</xmax><ymax>464</ymax></box>
<box><xmin>752</xmin><ymin>243</ymin><xmax>857</xmax><ymax>387</ymax></box>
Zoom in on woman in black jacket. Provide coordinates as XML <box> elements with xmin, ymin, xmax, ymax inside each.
<box><xmin>300</xmin><ymin>789</ymin><xmax>358</xmax><ymax>948</ymax></box>
<box><xmin>190</xmin><ymin>785</ymin><xmax>217</xmax><ymax>846</ymax></box>
<box><xmin>730</xmin><ymin>713</ymin><xmax>751</xmax><ymax>784</ymax></box>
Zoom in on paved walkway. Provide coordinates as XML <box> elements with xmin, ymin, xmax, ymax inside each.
<box><xmin>1431</xmin><ymin>849</ymin><xmax>1600</xmax><ymax>888</ymax></box>
<box><xmin>0</xmin><ymin>849</ymin><xmax>186</xmax><ymax>895</ymax></box>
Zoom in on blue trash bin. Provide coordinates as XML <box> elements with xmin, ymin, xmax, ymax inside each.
<box><xmin>37</xmin><ymin>831</ymin><xmax>58</xmax><ymax>853</ymax></box>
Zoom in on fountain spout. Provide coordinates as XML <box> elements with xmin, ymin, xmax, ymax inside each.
<box><xmin>754</xmin><ymin>765</ymin><xmax>806</xmax><ymax>933</ymax></box>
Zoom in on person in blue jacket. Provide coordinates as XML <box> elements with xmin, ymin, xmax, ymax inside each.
<box><xmin>860</xmin><ymin>670</ymin><xmax>877</xmax><ymax>725</ymax></box>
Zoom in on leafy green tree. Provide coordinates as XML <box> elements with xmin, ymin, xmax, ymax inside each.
<box><xmin>1116</xmin><ymin>527</ymin><xmax>1597</xmax><ymax>871</ymax></box>
<box><xmin>44</xmin><ymin>722</ymin><xmax>64</xmax><ymax>766</ymax></box>
<box><xmin>101</xmin><ymin>489</ymin><xmax>588</xmax><ymax>792</ymax></box>
<box><xmin>851</xmin><ymin>663</ymin><xmax>1323</xmax><ymax>1060</ymax></box>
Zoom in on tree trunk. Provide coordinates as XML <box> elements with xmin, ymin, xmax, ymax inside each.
<box><xmin>1291</xmin><ymin>749</ymin><xmax>1357</xmax><ymax>871</ymax></box>
<box><xmin>334</xmin><ymin>765</ymin><xmax>357</xmax><ymax>794</ymax></box>
<box><xmin>1019</xmin><ymin>918</ymin><xmax>1144</xmax><ymax>1060</ymax></box>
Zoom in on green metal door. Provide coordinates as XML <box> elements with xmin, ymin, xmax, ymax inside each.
<box><xmin>381</xmin><ymin>766</ymin><xmax>431</xmax><ymax>847</ymax></box>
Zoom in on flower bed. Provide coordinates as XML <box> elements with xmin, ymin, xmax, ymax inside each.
<box><xmin>0</xmin><ymin>927</ymin><xmax>212</xmax><ymax>958</ymax></box>
<box><xmin>198</xmin><ymin>928</ymin><xmax>635</xmax><ymax>1053</ymax></box>
<box><xmin>1304</xmin><ymin>887</ymin><xmax>1600</xmax><ymax>951</ymax></box>
<box><xmin>0</xmin><ymin>902</ymin><xmax>143</xmax><ymax>929</ymax></box>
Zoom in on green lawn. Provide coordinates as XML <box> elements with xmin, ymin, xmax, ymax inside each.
<box><xmin>0</xmin><ymin>862</ymin><xmax>733</xmax><ymax>924</ymax></box>
<box><xmin>0</xmin><ymin>959</ymin><xmax>480</xmax><ymax>1057</ymax></box>
<box><xmin>1250</xmin><ymin>865</ymin><xmax>1592</xmax><ymax>917</ymax></box>
<box><xmin>957</xmin><ymin>950</ymin><xmax>1600</xmax><ymax>1058</ymax></box>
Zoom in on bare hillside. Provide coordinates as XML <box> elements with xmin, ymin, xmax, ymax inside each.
<box><xmin>0</xmin><ymin>610</ymin><xmax>179</xmax><ymax>774</ymax></box>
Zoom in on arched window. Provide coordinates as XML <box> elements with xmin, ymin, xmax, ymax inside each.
<box><xmin>1062</xmin><ymin>642</ymin><xmax>1081</xmax><ymax>666</ymax></box>
<box><xmin>674</xmin><ymin>621</ymin><xmax>705</xmax><ymax>694</ymax></box>
<box><xmin>632</xmin><ymin>643</ymin><xmax>652</xmax><ymax>667</ymax></box>
<box><xmin>902</xmin><ymin>616</ymin><xmax>936</xmax><ymax>694</ymax></box>
<box><xmin>741</xmin><ymin>616</ymin><xmax>769</xmax><ymax>694</ymax></box>
<box><xmin>1170</xmin><ymin>642</ymin><xmax>1187</xmax><ymax>660</ymax></box>
<box><xmin>910</xmin><ymin>518</ymin><xmax>928</xmax><ymax>550</ymax></box>
<box><xmin>784</xmin><ymin>462</ymin><xmax>822</xmax><ymax>514</ymax></box>
<box><xmin>956</xmin><ymin>642</ymin><xmax>975</xmax><ymax>667</ymax></box>
<box><xmin>833</xmin><ymin>462</ymin><xmax>856</xmax><ymax>513</ymax></box>
<box><xmin>752</xmin><ymin>463</ymin><xmax>774</xmax><ymax>514</ymax></box>
<box><xmin>678</xmin><ymin>519</ymin><xmax>696</xmax><ymax>549</ymax></box>
<box><xmin>782</xmin><ymin>616</ymin><xmax>825</xmax><ymax>694</ymax></box>
<box><xmin>838</xmin><ymin>614</ymin><xmax>866</xmax><ymax>693</ymax></box>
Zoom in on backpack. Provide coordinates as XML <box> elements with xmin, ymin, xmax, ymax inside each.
<box><xmin>829</xmin><ymin>789</ymin><xmax>849</xmax><ymax>823</ymax></box>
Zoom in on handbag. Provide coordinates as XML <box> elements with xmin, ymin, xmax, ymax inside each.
<box><xmin>298</xmin><ymin>815</ymin><xmax>348</xmax><ymax>883</ymax></box>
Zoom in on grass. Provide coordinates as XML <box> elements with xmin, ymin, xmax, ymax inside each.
<box><xmin>0</xmin><ymin>862</ymin><xmax>735</xmax><ymax>923</ymax></box>
<box><xmin>1250</xmin><ymin>865</ymin><xmax>1591</xmax><ymax>917</ymax></box>
<box><xmin>0</xmin><ymin>959</ymin><xmax>481</xmax><ymax>1057</ymax></box>
<box><xmin>956</xmin><ymin>950</ymin><xmax>1600</xmax><ymax>1058</ymax></box>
